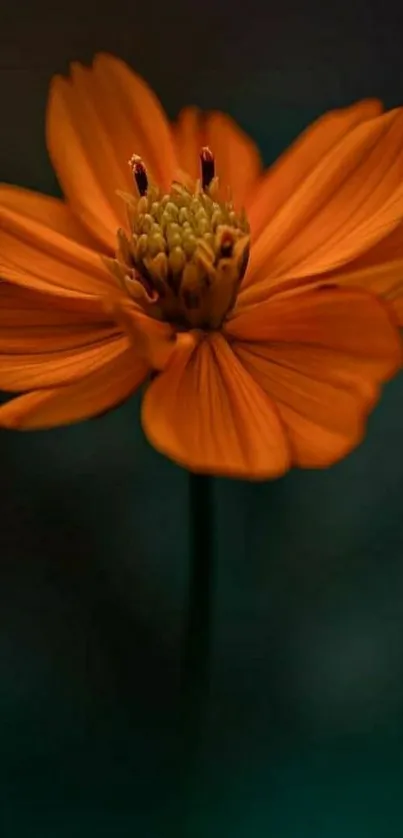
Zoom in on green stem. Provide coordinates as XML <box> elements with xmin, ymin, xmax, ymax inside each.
<box><xmin>177</xmin><ymin>472</ymin><xmax>214</xmax><ymax>831</ymax></box>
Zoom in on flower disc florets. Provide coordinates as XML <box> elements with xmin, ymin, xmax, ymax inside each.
<box><xmin>106</xmin><ymin>148</ymin><xmax>250</xmax><ymax>329</ymax></box>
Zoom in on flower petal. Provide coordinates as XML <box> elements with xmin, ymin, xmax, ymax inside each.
<box><xmin>0</xmin><ymin>185</ymin><xmax>99</xmax><ymax>246</ymax></box>
<box><xmin>173</xmin><ymin>107</ymin><xmax>262</xmax><ymax>209</ymax></box>
<box><xmin>46</xmin><ymin>53</ymin><xmax>177</xmax><ymax>248</ymax></box>
<box><xmin>317</xmin><ymin>222</ymin><xmax>403</xmax><ymax>325</ymax></box>
<box><xmin>0</xmin><ymin>347</ymin><xmax>147</xmax><ymax>429</ymax></box>
<box><xmin>0</xmin><ymin>281</ymin><xmax>118</xmax><ymax>355</ymax></box>
<box><xmin>173</xmin><ymin>107</ymin><xmax>202</xmax><ymax>182</ymax></box>
<box><xmin>101</xmin><ymin>292</ymin><xmax>184</xmax><ymax>371</ymax></box>
<box><xmin>243</xmin><ymin>108</ymin><xmax>403</xmax><ymax>299</ymax></box>
<box><xmin>0</xmin><ymin>185</ymin><xmax>114</xmax><ymax>298</ymax></box>
<box><xmin>0</xmin><ymin>333</ymin><xmax>130</xmax><ymax>391</ymax></box>
<box><xmin>141</xmin><ymin>332</ymin><xmax>290</xmax><ymax>479</ymax></box>
<box><xmin>248</xmin><ymin>99</ymin><xmax>383</xmax><ymax>243</ymax></box>
<box><xmin>226</xmin><ymin>286</ymin><xmax>401</xmax><ymax>467</ymax></box>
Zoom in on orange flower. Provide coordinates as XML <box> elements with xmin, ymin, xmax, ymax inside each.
<box><xmin>0</xmin><ymin>53</ymin><xmax>402</xmax><ymax>479</ymax></box>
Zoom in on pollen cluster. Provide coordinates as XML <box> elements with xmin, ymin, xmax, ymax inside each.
<box><xmin>105</xmin><ymin>149</ymin><xmax>250</xmax><ymax>329</ymax></box>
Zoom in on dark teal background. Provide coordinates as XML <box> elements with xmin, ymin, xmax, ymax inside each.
<box><xmin>1</xmin><ymin>1</ymin><xmax>403</xmax><ymax>835</ymax></box>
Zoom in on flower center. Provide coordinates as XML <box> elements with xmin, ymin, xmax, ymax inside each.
<box><xmin>105</xmin><ymin>148</ymin><xmax>250</xmax><ymax>330</ymax></box>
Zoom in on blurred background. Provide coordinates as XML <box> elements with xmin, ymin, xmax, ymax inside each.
<box><xmin>1</xmin><ymin>0</ymin><xmax>403</xmax><ymax>835</ymax></box>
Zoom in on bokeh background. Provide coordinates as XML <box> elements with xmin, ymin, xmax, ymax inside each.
<box><xmin>1</xmin><ymin>0</ymin><xmax>403</xmax><ymax>835</ymax></box>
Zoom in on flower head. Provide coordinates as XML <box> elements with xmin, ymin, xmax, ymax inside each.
<box><xmin>0</xmin><ymin>54</ymin><xmax>402</xmax><ymax>479</ymax></box>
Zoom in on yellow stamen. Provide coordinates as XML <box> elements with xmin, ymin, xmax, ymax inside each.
<box><xmin>106</xmin><ymin>151</ymin><xmax>250</xmax><ymax>330</ymax></box>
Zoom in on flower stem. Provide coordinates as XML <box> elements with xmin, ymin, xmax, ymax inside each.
<box><xmin>177</xmin><ymin>472</ymin><xmax>214</xmax><ymax>831</ymax></box>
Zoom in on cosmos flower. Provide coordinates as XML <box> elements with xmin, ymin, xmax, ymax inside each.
<box><xmin>0</xmin><ymin>53</ymin><xmax>402</xmax><ymax>479</ymax></box>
